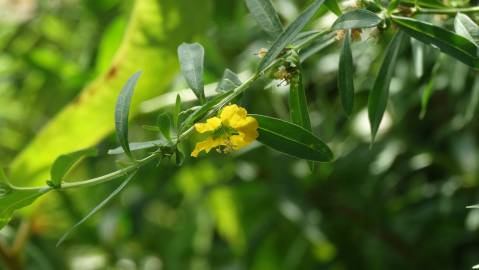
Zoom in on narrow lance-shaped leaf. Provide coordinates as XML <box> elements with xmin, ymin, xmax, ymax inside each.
<box><xmin>178</xmin><ymin>43</ymin><xmax>206</xmax><ymax>103</ymax></box>
<box><xmin>157</xmin><ymin>113</ymin><xmax>172</xmax><ymax>142</ymax></box>
<box><xmin>332</xmin><ymin>9</ymin><xmax>382</xmax><ymax>30</ymax></box>
<box><xmin>108</xmin><ymin>140</ymin><xmax>165</xmax><ymax>155</ymax></box>
<box><xmin>325</xmin><ymin>0</ymin><xmax>342</xmax><ymax>16</ymax></box>
<box><xmin>245</xmin><ymin>0</ymin><xmax>283</xmax><ymax>37</ymax></box>
<box><xmin>174</xmin><ymin>94</ymin><xmax>181</xmax><ymax>130</ymax></box>
<box><xmin>454</xmin><ymin>13</ymin><xmax>479</xmax><ymax>46</ymax></box>
<box><xmin>57</xmin><ymin>171</ymin><xmax>137</xmax><ymax>246</ymax></box>
<box><xmin>49</xmin><ymin>148</ymin><xmax>98</xmax><ymax>187</ymax></box>
<box><xmin>392</xmin><ymin>16</ymin><xmax>479</xmax><ymax>68</ymax></box>
<box><xmin>368</xmin><ymin>31</ymin><xmax>405</xmax><ymax>144</ymax></box>
<box><xmin>338</xmin><ymin>30</ymin><xmax>355</xmax><ymax>116</ymax></box>
<box><xmin>289</xmin><ymin>52</ymin><xmax>311</xmax><ymax>130</ymax></box>
<box><xmin>115</xmin><ymin>71</ymin><xmax>142</xmax><ymax>159</ymax></box>
<box><xmin>252</xmin><ymin>114</ymin><xmax>334</xmax><ymax>162</ymax></box>
<box><xmin>257</xmin><ymin>0</ymin><xmax>326</xmax><ymax>71</ymax></box>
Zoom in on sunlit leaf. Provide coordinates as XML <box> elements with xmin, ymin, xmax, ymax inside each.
<box><xmin>338</xmin><ymin>30</ymin><xmax>355</xmax><ymax>116</ymax></box>
<box><xmin>245</xmin><ymin>0</ymin><xmax>283</xmax><ymax>37</ymax></box>
<box><xmin>115</xmin><ymin>72</ymin><xmax>142</xmax><ymax>158</ymax></box>
<box><xmin>178</xmin><ymin>43</ymin><xmax>206</xmax><ymax>103</ymax></box>
<box><xmin>454</xmin><ymin>13</ymin><xmax>479</xmax><ymax>46</ymax></box>
<box><xmin>392</xmin><ymin>16</ymin><xmax>479</xmax><ymax>68</ymax></box>
<box><xmin>332</xmin><ymin>9</ymin><xmax>382</xmax><ymax>30</ymax></box>
<box><xmin>368</xmin><ymin>31</ymin><xmax>405</xmax><ymax>144</ymax></box>
<box><xmin>49</xmin><ymin>148</ymin><xmax>98</xmax><ymax>187</ymax></box>
<box><xmin>257</xmin><ymin>0</ymin><xmax>326</xmax><ymax>71</ymax></box>
<box><xmin>252</xmin><ymin>114</ymin><xmax>334</xmax><ymax>162</ymax></box>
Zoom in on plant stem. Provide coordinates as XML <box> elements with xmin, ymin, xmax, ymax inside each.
<box><xmin>414</xmin><ymin>6</ymin><xmax>479</xmax><ymax>14</ymax></box>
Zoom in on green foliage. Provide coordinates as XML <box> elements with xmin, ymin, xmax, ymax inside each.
<box><xmin>332</xmin><ymin>9</ymin><xmax>383</xmax><ymax>30</ymax></box>
<box><xmin>49</xmin><ymin>148</ymin><xmax>98</xmax><ymax>188</ymax></box>
<box><xmin>178</xmin><ymin>43</ymin><xmax>206</xmax><ymax>104</ymax></box>
<box><xmin>338</xmin><ymin>30</ymin><xmax>355</xmax><ymax>116</ymax></box>
<box><xmin>115</xmin><ymin>72</ymin><xmax>142</xmax><ymax>159</ymax></box>
<box><xmin>253</xmin><ymin>114</ymin><xmax>333</xmax><ymax>162</ymax></box>
<box><xmin>244</xmin><ymin>0</ymin><xmax>283</xmax><ymax>37</ymax></box>
<box><xmin>393</xmin><ymin>16</ymin><xmax>479</xmax><ymax>68</ymax></box>
<box><xmin>368</xmin><ymin>31</ymin><xmax>405</xmax><ymax>144</ymax></box>
<box><xmin>257</xmin><ymin>0</ymin><xmax>325</xmax><ymax>71</ymax></box>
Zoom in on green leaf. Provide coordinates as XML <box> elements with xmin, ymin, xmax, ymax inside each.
<box><xmin>216</xmin><ymin>69</ymin><xmax>242</xmax><ymax>93</ymax></box>
<box><xmin>464</xmin><ymin>76</ymin><xmax>479</xmax><ymax>123</ymax></box>
<box><xmin>325</xmin><ymin>0</ymin><xmax>342</xmax><ymax>16</ymax></box>
<box><xmin>251</xmin><ymin>114</ymin><xmax>334</xmax><ymax>162</ymax></box>
<box><xmin>175</xmin><ymin>148</ymin><xmax>185</xmax><ymax>166</ymax></box>
<box><xmin>245</xmin><ymin>0</ymin><xmax>284</xmax><ymax>37</ymax></box>
<box><xmin>392</xmin><ymin>16</ymin><xmax>479</xmax><ymax>68</ymax></box>
<box><xmin>115</xmin><ymin>72</ymin><xmax>142</xmax><ymax>158</ymax></box>
<box><xmin>57</xmin><ymin>171</ymin><xmax>137</xmax><ymax>246</ymax></box>
<box><xmin>368</xmin><ymin>31</ymin><xmax>405</xmax><ymax>144</ymax></box>
<box><xmin>49</xmin><ymin>148</ymin><xmax>98</xmax><ymax>188</ymax></box>
<box><xmin>289</xmin><ymin>55</ymin><xmax>311</xmax><ymax>130</ymax></box>
<box><xmin>257</xmin><ymin>0</ymin><xmax>326</xmax><ymax>71</ymax></box>
<box><xmin>108</xmin><ymin>140</ymin><xmax>165</xmax><ymax>155</ymax></box>
<box><xmin>178</xmin><ymin>43</ymin><xmax>206</xmax><ymax>103</ymax></box>
<box><xmin>399</xmin><ymin>0</ymin><xmax>446</xmax><ymax>8</ymax></box>
<box><xmin>9</xmin><ymin>0</ymin><xmax>212</xmax><ymax>187</ymax></box>
<box><xmin>338</xmin><ymin>30</ymin><xmax>355</xmax><ymax>116</ymax></box>
<box><xmin>157</xmin><ymin>113</ymin><xmax>172</xmax><ymax>141</ymax></box>
<box><xmin>332</xmin><ymin>9</ymin><xmax>382</xmax><ymax>30</ymax></box>
<box><xmin>0</xmin><ymin>169</ymin><xmax>49</xmax><ymax>229</ymax></box>
<box><xmin>174</xmin><ymin>94</ymin><xmax>181</xmax><ymax>130</ymax></box>
<box><xmin>454</xmin><ymin>13</ymin><xmax>479</xmax><ymax>46</ymax></box>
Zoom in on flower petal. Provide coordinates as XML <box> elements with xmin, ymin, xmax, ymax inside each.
<box><xmin>191</xmin><ymin>137</ymin><xmax>226</xmax><ymax>157</ymax></box>
<box><xmin>194</xmin><ymin>117</ymin><xmax>222</xmax><ymax>133</ymax></box>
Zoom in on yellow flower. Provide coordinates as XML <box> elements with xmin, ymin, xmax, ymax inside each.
<box><xmin>191</xmin><ymin>104</ymin><xmax>259</xmax><ymax>157</ymax></box>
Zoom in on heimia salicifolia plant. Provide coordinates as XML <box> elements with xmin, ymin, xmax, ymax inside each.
<box><xmin>1</xmin><ymin>0</ymin><xmax>479</xmax><ymax>251</ymax></box>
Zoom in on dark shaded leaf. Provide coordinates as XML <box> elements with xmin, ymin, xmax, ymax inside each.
<box><xmin>338</xmin><ymin>30</ymin><xmax>355</xmax><ymax>116</ymax></box>
<box><xmin>392</xmin><ymin>16</ymin><xmax>479</xmax><ymax>68</ymax></box>
<box><xmin>368</xmin><ymin>31</ymin><xmax>405</xmax><ymax>144</ymax></box>
<box><xmin>252</xmin><ymin>114</ymin><xmax>334</xmax><ymax>162</ymax></box>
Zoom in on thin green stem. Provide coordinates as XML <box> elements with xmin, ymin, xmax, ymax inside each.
<box><xmin>414</xmin><ymin>6</ymin><xmax>479</xmax><ymax>14</ymax></box>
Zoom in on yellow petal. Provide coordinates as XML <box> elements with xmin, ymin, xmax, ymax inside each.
<box><xmin>220</xmin><ymin>105</ymin><xmax>247</xmax><ymax>128</ymax></box>
<box><xmin>191</xmin><ymin>137</ymin><xmax>226</xmax><ymax>157</ymax></box>
<box><xmin>233</xmin><ymin>116</ymin><xmax>259</xmax><ymax>139</ymax></box>
<box><xmin>194</xmin><ymin>117</ymin><xmax>222</xmax><ymax>133</ymax></box>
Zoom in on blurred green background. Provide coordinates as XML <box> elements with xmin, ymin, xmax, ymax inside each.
<box><xmin>1</xmin><ymin>0</ymin><xmax>479</xmax><ymax>269</ymax></box>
